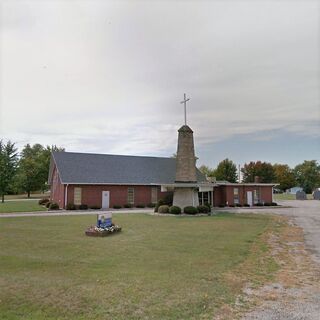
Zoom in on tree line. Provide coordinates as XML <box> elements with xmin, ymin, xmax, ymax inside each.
<box><xmin>199</xmin><ymin>158</ymin><xmax>320</xmax><ymax>194</ymax></box>
<box><xmin>0</xmin><ymin>140</ymin><xmax>64</xmax><ymax>202</ymax></box>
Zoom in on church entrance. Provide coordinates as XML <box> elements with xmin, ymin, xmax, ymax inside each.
<box><xmin>198</xmin><ymin>191</ymin><xmax>213</xmax><ymax>206</ymax></box>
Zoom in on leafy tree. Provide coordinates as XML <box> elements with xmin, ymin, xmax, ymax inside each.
<box><xmin>16</xmin><ymin>144</ymin><xmax>64</xmax><ymax>197</ymax></box>
<box><xmin>273</xmin><ymin>164</ymin><xmax>296</xmax><ymax>192</ymax></box>
<box><xmin>0</xmin><ymin>140</ymin><xmax>18</xmax><ymax>202</ymax></box>
<box><xmin>213</xmin><ymin>158</ymin><xmax>238</xmax><ymax>183</ymax></box>
<box><xmin>241</xmin><ymin>161</ymin><xmax>275</xmax><ymax>183</ymax></box>
<box><xmin>199</xmin><ymin>165</ymin><xmax>215</xmax><ymax>178</ymax></box>
<box><xmin>294</xmin><ymin>160</ymin><xmax>320</xmax><ymax>194</ymax></box>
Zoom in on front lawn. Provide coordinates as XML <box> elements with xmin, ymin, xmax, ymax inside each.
<box><xmin>0</xmin><ymin>213</ymin><xmax>277</xmax><ymax>319</ymax></box>
<box><xmin>0</xmin><ymin>200</ymin><xmax>45</xmax><ymax>213</ymax></box>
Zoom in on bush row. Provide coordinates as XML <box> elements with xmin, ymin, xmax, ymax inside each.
<box><xmin>218</xmin><ymin>202</ymin><xmax>278</xmax><ymax>208</ymax></box>
<box><xmin>156</xmin><ymin>204</ymin><xmax>211</xmax><ymax>215</ymax></box>
<box><xmin>65</xmin><ymin>203</ymin><xmax>157</xmax><ymax>210</ymax></box>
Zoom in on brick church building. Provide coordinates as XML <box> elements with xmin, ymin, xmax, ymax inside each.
<box><xmin>49</xmin><ymin>126</ymin><xmax>275</xmax><ymax>209</ymax></box>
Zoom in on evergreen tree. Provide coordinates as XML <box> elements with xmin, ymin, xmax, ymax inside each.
<box><xmin>0</xmin><ymin>140</ymin><xmax>18</xmax><ymax>202</ymax></box>
<box><xmin>213</xmin><ymin>158</ymin><xmax>238</xmax><ymax>183</ymax></box>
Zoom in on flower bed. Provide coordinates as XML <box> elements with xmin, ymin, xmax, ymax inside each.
<box><xmin>85</xmin><ymin>224</ymin><xmax>122</xmax><ymax>237</ymax></box>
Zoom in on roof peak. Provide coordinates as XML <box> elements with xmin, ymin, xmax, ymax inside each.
<box><xmin>178</xmin><ymin>125</ymin><xmax>193</xmax><ymax>133</ymax></box>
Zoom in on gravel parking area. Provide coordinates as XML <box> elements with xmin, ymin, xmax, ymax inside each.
<box><xmin>236</xmin><ymin>200</ymin><xmax>320</xmax><ymax>320</ymax></box>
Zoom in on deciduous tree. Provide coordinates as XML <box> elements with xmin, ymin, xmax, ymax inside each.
<box><xmin>213</xmin><ymin>158</ymin><xmax>238</xmax><ymax>183</ymax></box>
<box><xmin>294</xmin><ymin>160</ymin><xmax>320</xmax><ymax>194</ymax></box>
<box><xmin>273</xmin><ymin>164</ymin><xmax>296</xmax><ymax>192</ymax></box>
<box><xmin>241</xmin><ymin>161</ymin><xmax>275</xmax><ymax>183</ymax></box>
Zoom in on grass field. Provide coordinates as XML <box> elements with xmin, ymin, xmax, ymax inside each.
<box><xmin>4</xmin><ymin>192</ymin><xmax>50</xmax><ymax>200</ymax></box>
<box><xmin>0</xmin><ymin>200</ymin><xmax>45</xmax><ymax>213</ymax></box>
<box><xmin>0</xmin><ymin>213</ymin><xmax>278</xmax><ymax>319</ymax></box>
<box><xmin>274</xmin><ymin>193</ymin><xmax>313</xmax><ymax>201</ymax></box>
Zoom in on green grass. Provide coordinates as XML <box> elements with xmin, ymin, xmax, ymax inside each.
<box><xmin>0</xmin><ymin>200</ymin><xmax>45</xmax><ymax>213</ymax></box>
<box><xmin>274</xmin><ymin>193</ymin><xmax>312</xmax><ymax>200</ymax></box>
<box><xmin>4</xmin><ymin>192</ymin><xmax>50</xmax><ymax>200</ymax></box>
<box><xmin>0</xmin><ymin>213</ymin><xmax>276</xmax><ymax>319</ymax></box>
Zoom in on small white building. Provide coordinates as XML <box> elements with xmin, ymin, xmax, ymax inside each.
<box><xmin>286</xmin><ymin>186</ymin><xmax>303</xmax><ymax>194</ymax></box>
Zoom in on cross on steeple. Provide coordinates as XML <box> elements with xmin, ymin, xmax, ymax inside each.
<box><xmin>180</xmin><ymin>93</ymin><xmax>190</xmax><ymax>125</ymax></box>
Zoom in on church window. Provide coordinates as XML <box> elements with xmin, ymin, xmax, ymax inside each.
<box><xmin>233</xmin><ymin>188</ymin><xmax>239</xmax><ymax>204</ymax></box>
<box><xmin>74</xmin><ymin>187</ymin><xmax>82</xmax><ymax>205</ymax></box>
<box><xmin>128</xmin><ymin>187</ymin><xmax>134</xmax><ymax>205</ymax></box>
<box><xmin>254</xmin><ymin>189</ymin><xmax>260</xmax><ymax>204</ymax></box>
<box><xmin>151</xmin><ymin>187</ymin><xmax>158</xmax><ymax>204</ymax></box>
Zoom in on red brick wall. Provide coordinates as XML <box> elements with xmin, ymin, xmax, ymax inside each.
<box><xmin>50</xmin><ymin>165</ymin><xmax>65</xmax><ymax>209</ymax></box>
<box><xmin>66</xmin><ymin>185</ymin><xmax>169</xmax><ymax>208</ymax></box>
<box><xmin>213</xmin><ymin>185</ymin><xmax>273</xmax><ymax>206</ymax></box>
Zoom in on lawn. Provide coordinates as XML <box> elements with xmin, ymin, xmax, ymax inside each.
<box><xmin>0</xmin><ymin>213</ymin><xmax>277</xmax><ymax>319</ymax></box>
<box><xmin>4</xmin><ymin>192</ymin><xmax>50</xmax><ymax>200</ymax></box>
<box><xmin>274</xmin><ymin>193</ymin><xmax>313</xmax><ymax>200</ymax></box>
<box><xmin>0</xmin><ymin>200</ymin><xmax>45</xmax><ymax>213</ymax></box>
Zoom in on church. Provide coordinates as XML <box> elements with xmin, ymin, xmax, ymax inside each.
<box><xmin>48</xmin><ymin>96</ymin><xmax>275</xmax><ymax>209</ymax></box>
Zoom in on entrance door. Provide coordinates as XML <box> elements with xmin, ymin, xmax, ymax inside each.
<box><xmin>247</xmin><ymin>191</ymin><xmax>253</xmax><ymax>206</ymax></box>
<box><xmin>102</xmin><ymin>191</ymin><xmax>110</xmax><ymax>209</ymax></box>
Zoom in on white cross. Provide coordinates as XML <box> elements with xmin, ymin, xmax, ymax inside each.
<box><xmin>180</xmin><ymin>93</ymin><xmax>190</xmax><ymax>125</ymax></box>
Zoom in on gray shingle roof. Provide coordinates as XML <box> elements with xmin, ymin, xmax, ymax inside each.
<box><xmin>50</xmin><ymin>151</ymin><xmax>206</xmax><ymax>185</ymax></box>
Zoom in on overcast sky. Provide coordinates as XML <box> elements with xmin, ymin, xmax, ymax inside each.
<box><xmin>1</xmin><ymin>0</ymin><xmax>319</xmax><ymax>168</ymax></box>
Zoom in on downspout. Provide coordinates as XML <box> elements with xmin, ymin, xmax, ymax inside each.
<box><xmin>64</xmin><ymin>184</ymin><xmax>69</xmax><ymax>209</ymax></box>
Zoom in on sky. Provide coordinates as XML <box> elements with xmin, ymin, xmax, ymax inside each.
<box><xmin>0</xmin><ymin>0</ymin><xmax>319</xmax><ymax>169</ymax></box>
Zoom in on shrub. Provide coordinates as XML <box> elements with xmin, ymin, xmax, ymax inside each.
<box><xmin>49</xmin><ymin>202</ymin><xmax>59</xmax><ymax>210</ymax></box>
<box><xmin>113</xmin><ymin>205</ymin><xmax>122</xmax><ymax>209</ymax></box>
<box><xmin>256</xmin><ymin>203</ymin><xmax>263</xmax><ymax>206</ymax></box>
<box><xmin>169</xmin><ymin>206</ymin><xmax>181</xmax><ymax>215</ymax></box>
<box><xmin>38</xmin><ymin>198</ymin><xmax>49</xmax><ymax>205</ymax></box>
<box><xmin>89</xmin><ymin>205</ymin><xmax>101</xmax><ymax>210</ymax></box>
<box><xmin>204</xmin><ymin>202</ymin><xmax>211</xmax><ymax>210</ymax></box>
<box><xmin>124</xmin><ymin>204</ymin><xmax>132</xmax><ymax>208</ymax></box>
<box><xmin>271</xmin><ymin>202</ymin><xmax>278</xmax><ymax>206</ymax></box>
<box><xmin>66</xmin><ymin>203</ymin><xmax>76</xmax><ymax>210</ymax></box>
<box><xmin>79</xmin><ymin>204</ymin><xmax>88</xmax><ymax>210</ymax></box>
<box><xmin>136</xmin><ymin>204</ymin><xmax>146</xmax><ymax>208</ymax></box>
<box><xmin>184</xmin><ymin>206</ymin><xmax>198</xmax><ymax>215</ymax></box>
<box><xmin>236</xmin><ymin>203</ymin><xmax>242</xmax><ymax>207</ymax></box>
<box><xmin>218</xmin><ymin>204</ymin><xmax>225</xmax><ymax>208</ymax></box>
<box><xmin>45</xmin><ymin>201</ymin><xmax>52</xmax><ymax>208</ymax></box>
<box><xmin>197</xmin><ymin>205</ymin><xmax>209</xmax><ymax>213</ymax></box>
<box><xmin>158</xmin><ymin>205</ymin><xmax>170</xmax><ymax>213</ymax></box>
<box><xmin>147</xmin><ymin>203</ymin><xmax>156</xmax><ymax>208</ymax></box>
<box><xmin>228</xmin><ymin>204</ymin><xmax>235</xmax><ymax>207</ymax></box>
<box><xmin>243</xmin><ymin>203</ymin><xmax>250</xmax><ymax>207</ymax></box>
<box><xmin>263</xmin><ymin>202</ymin><xmax>271</xmax><ymax>206</ymax></box>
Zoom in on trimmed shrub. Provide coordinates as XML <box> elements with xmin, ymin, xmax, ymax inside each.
<box><xmin>271</xmin><ymin>202</ymin><xmax>278</xmax><ymax>206</ymax></box>
<box><xmin>264</xmin><ymin>202</ymin><xmax>271</xmax><ymax>206</ymax></box>
<box><xmin>169</xmin><ymin>206</ymin><xmax>181</xmax><ymax>215</ymax></box>
<box><xmin>243</xmin><ymin>203</ymin><xmax>250</xmax><ymax>207</ymax></box>
<box><xmin>147</xmin><ymin>203</ymin><xmax>156</xmax><ymax>208</ymax></box>
<box><xmin>136</xmin><ymin>204</ymin><xmax>146</xmax><ymax>208</ymax></box>
<box><xmin>256</xmin><ymin>203</ymin><xmax>263</xmax><ymax>207</ymax></box>
<box><xmin>89</xmin><ymin>205</ymin><xmax>101</xmax><ymax>210</ymax></box>
<box><xmin>38</xmin><ymin>198</ymin><xmax>49</xmax><ymax>205</ymax></box>
<box><xmin>124</xmin><ymin>204</ymin><xmax>133</xmax><ymax>208</ymax></box>
<box><xmin>158</xmin><ymin>205</ymin><xmax>170</xmax><ymax>213</ymax></box>
<box><xmin>49</xmin><ymin>202</ymin><xmax>59</xmax><ymax>210</ymax></box>
<box><xmin>113</xmin><ymin>205</ymin><xmax>122</xmax><ymax>209</ymax></box>
<box><xmin>204</xmin><ymin>202</ymin><xmax>211</xmax><ymax>210</ymax></box>
<box><xmin>218</xmin><ymin>204</ymin><xmax>225</xmax><ymax>208</ymax></box>
<box><xmin>66</xmin><ymin>203</ymin><xmax>76</xmax><ymax>210</ymax></box>
<box><xmin>184</xmin><ymin>206</ymin><xmax>198</xmax><ymax>215</ymax></box>
<box><xmin>45</xmin><ymin>201</ymin><xmax>52</xmax><ymax>208</ymax></box>
<box><xmin>228</xmin><ymin>204</ymin><xmax>235</xmax><ymax>207</ymax></box>
<box><xmin>79</xmin><ymin>204</ymin><xmax>88</xmax><ymax>210</ymax></box>
<box><xmin>236</xmin><ymin>203</ymin><xmax>242</xmax><ymax>207</ymax></box>
<box><xmin>197</xmin><ymin>205</ymin><xmax>209</xmax><ymax>213</ymax></box>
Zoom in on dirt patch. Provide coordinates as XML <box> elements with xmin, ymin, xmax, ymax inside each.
<box><xmin>242</xmin><ymin>216</ymin><xmax>320</xmax><ymax>319</ymax></box>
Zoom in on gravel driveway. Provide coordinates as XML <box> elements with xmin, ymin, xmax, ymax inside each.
<box><xmin>234</xmin><ymin>200</ymin><xmax>320</xmax><ymax>320</ymax></box>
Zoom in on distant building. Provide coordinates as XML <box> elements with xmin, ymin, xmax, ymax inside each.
<box><xmin>286</xmin><ymin>187</ymin><xmax>303</xmax><ymax>194</ymax></box>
